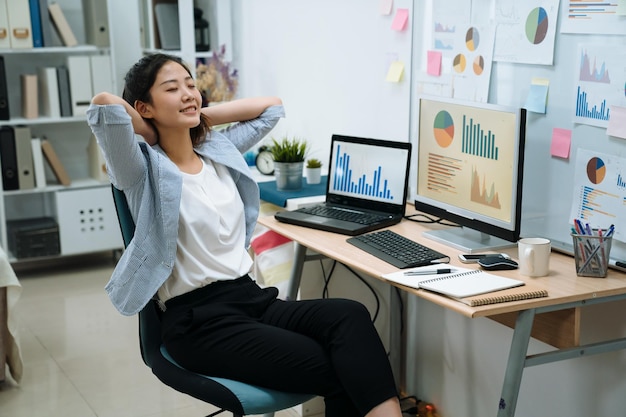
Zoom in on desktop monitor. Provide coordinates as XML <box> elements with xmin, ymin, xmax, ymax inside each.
<box><xmin>412</xmin><ymin>95</ymin><xmax>527</xmax><ymax>253</ymax></box>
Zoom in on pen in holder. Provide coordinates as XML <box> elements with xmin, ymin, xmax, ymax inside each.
<box><xmin>571</xmin><ymin>231</ymin><xmax>613</xmax><ymax>278</ymax></box>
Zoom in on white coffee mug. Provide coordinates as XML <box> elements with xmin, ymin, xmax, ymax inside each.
<box><xmin>518</xmin><ymin>237</ymin><xmax>551</xmax><ymax>277</ymax></box>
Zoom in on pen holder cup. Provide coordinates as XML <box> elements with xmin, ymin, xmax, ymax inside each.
<box><xmin>571</xmin><ymin>233</ymin><xmax>613</xmax><ymax>278</ymax></box>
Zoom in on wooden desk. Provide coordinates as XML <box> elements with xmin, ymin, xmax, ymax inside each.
<box><xmin>258</xmin><ymin>209</ymin><xmax>626</xmax><ymax>417</ymax></box>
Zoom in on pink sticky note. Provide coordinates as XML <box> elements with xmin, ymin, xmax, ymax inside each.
<box><xmin>427</xmin><ymin>50</ymin><xmax>442</xmax><ymax>76</ymax></box>
<box><xmin>551</xmin><ymin>127</ymin><xmax>571</xmax><ymax>159</ymax></box>
<box><xmin>392</xmin><ymin>8</ymin><xmax>409</xmax><ymax>31</ymax></box>
<box><xmin>380</xmin><ymin>0</ymin><xmax>393</xmax><ymax>15</ymax></box>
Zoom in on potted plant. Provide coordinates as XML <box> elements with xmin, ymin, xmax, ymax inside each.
<box><xmin>268</xmin><ymin>136</ymin><xmax>308</xmax><ymax>190</ymax></box>
<box><xmin>305</xmin><ymin>158</ymin><xmax>323</xmax><ymax>185</ymax></box>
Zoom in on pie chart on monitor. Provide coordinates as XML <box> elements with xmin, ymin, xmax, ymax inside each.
<box><xmin>433</xmin><ymin>111</ymin><xmax>454</xmax><ymax>148</ymax></box>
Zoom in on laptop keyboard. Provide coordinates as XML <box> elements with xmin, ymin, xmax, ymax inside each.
<box><xmin>347</xmin><ymin>229</ymin><xmax>450</xmax><ymax>269</ymax></box>
<box><xmin>298</xmin><ymin>205</ymin><xmax>390</xmax><ymax>225</ymax></box>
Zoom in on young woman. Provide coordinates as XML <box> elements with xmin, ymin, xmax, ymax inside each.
<box><xmin>87</xmin><ymin>53</ymin><xmax>402</xmax><ymax>417</ymax></box>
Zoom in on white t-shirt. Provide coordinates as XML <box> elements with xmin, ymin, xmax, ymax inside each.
<box><xmin>157</xmin><ymin>157</ymin><xmax>253</xmax><ymax>302</ymax></box>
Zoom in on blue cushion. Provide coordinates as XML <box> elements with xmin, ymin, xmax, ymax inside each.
<box><xmin>159</xmin><ymin>345</ymin><xmax>315</xmax><ymax>414</ymax></box>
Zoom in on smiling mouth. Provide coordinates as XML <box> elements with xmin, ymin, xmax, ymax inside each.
<box><xmin>180</xmin><ymin>106</ymin><xmax>197</xmax><ymax>113</ymax></box>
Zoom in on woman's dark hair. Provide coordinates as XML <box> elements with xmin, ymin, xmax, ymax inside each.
<box><xmin>122</xmin><ymin>53</ymin><xmax>211</xmax><ymax>147</ymax></box>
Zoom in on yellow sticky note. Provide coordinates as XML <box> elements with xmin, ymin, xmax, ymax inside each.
<box><xmin>386</xmin><ymin>61</ymin><xmax>404</xmax><ymax>82</ymax></box>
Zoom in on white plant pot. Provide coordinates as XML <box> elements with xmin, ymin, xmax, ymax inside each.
<box><xmin>306</xmin><ymin>167</ymin><xmax>322</xmax><ymax>185</ymax></box>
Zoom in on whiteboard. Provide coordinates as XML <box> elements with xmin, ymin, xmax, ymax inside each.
<box><xmin>409</xmin><ymin>1</ymin><xmax>626</xmax><ymax>264</ymax></box>
<box><xmin>233</xmin><ymin>0</ymin><xmax>414</xmax><ymax>162</ymax></box>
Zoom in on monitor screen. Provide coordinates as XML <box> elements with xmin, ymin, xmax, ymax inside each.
<box><xmin>412</xmin><ymin>96</ymin><xmax>527</xmax><ymax>253</ymax></box>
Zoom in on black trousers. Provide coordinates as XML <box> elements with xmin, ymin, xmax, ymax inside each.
<box><xmin>161</xmin><ymin>275</ymin><xmax>398</xmax><ymax>417</ymax></box>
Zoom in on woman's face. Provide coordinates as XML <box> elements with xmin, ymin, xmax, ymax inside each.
<box><xmin>143</xmin><ymin>61</ymin><xmax>203</xmax><ymax>131</ymax></box>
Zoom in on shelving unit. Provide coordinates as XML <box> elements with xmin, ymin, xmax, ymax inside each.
<box><xmin>0</xmin><ymin>2</ymin><xmax>123</xmax><ymax>263</ymax></box>
<box><xmin>139</xmin><ymin>0</ymin><xmax>232</xmax><ymax>71</ymax></box>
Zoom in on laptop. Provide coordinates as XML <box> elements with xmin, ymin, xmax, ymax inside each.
<box><xmin>274</xmin><ymin>134</ymin><xmax>412</xmax><ymax>235</ymax></box>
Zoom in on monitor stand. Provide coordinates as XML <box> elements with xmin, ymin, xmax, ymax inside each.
<box><xmin>423</xmin><ymin>227</ymin><xmax>517</xmax><ymax>253</ymax></box>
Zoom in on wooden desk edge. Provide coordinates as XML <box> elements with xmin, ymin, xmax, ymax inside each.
<box><xmin>258</xmin><ymin>214</ymin><xmax>626</xmax><ymax>348</ymax></box>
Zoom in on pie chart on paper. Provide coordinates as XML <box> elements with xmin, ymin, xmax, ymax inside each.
<box><xmin>473</xmin><ymin>56</ymin><xmax>484</xmax><ymax>75</ymax></box>
<box><xmin>453</xmin><ymin>54</ymin><xmax>466</xmax><ymax>73</ymax></box>
<box><xmin>433</xmin><ymin>111</ymin><xmax>454</xmax><ymax>148</ymax></box>
<box><xmin>465</xmin><ymin>27</ymin><xmax>480</xmax><ymax>51</ymax></box>
<box><xmin>525</xmin><ymin>7</ymin><xmax>549</xmax><ymax>45</ymax></box>
<box><xmin>586</xmin><ymin>157</ymin><xmax>606</xmax><ymax>184</ymax></box>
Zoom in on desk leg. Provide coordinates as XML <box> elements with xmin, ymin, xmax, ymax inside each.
<box><xmin>497</xmin><ymin>308</ymin><xmax>535</xmax><ymax>417</ymax></box>
<box><xmin>286</xmin><ymin>243</ymin><xmax>307</xmax><ymax>301</ymax></box>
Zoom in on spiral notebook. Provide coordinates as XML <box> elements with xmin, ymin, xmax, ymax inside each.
<box><xmin>382</xmin><ymin>266</ymin><xmax>548</xmax><ymax>306</ymax></box>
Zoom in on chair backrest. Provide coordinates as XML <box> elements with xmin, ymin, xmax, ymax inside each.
<box><xmin>110</xmin><ymin>185</ymin><xmax>162</xmax><ymax>369</ymax></box>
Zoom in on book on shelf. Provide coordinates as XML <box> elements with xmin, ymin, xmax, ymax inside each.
<box><xmin>56</xmin><ymin>66</ymin><xmax>72</xmax><ymax>117</ymax></box>
<box><xmin>38</xmin><ymin>67</ymin><xmax>61</xmax><ymax>118</ymax></box>
<box><xmin>28</xmin><ymin>0</ymin><xmax>44</xmax><ymax>47</ymax></box>
<box><xmin>87</xmin><ymin>134</ymin><xmax>107</xmax><ymax>182</ymax></box>
<box><xmin>21</xmin><ymin>74</ymin><xmax>39</xmax><ymax>119</ymax></box>
<box><xmin>382</xmin><ymin>266</ymin><xmax>548</xmax><ymax>307</ymax></box>
<box><xmin>48</xmin><ymin>2</ymin><xmax>78</xmax><ymax>47</ymax></box>
<box><xmin>40</xmin><ymin>138</ymin><xmax>71</xmax><ymax>186</ymax></box>
<box><xmin>31</xmin><ymin>137</ymin><xmax>46</xmax><ymax>188</ymax></box>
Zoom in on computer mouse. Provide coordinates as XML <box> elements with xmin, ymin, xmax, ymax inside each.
<box><xmin>478</xmin><ymin>255</ymin><xmax>519</xmax><ymax>270</ymax></box>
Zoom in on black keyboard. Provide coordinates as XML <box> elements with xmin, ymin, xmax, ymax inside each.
<box><xmin>298</xmin><ymin>205</ymin><xmax>390</xmax><ymax>225</ymax></box>
<box><xmin>347</xmin><ymin>229</ymin><xmax>450</xmax><ymax>269</ymax></box>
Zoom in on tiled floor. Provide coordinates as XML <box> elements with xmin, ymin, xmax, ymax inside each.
<box><xmin>0</xmin><ymin>254</ymin><xmax>301</xmax><ymax>417</ymax></box>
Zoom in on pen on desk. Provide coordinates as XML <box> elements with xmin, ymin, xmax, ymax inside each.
<box><xmin>404</xmin><ymin>268</ymin><xmax>455</xmax><ymax>276</ymax></box>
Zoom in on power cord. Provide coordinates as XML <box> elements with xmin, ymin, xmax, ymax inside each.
<box><xmin>404</xmin><ymin>212</ymin><xmax>461</xmax><ymax>228</ymax></box>
<box><xmin>319</xmin><ymin>259</ymin><xmax>381</xmax><ymax>324</ymax></box>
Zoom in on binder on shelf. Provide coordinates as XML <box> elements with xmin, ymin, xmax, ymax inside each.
<box><xmin>28</xmin><ymin>0</ymin><xmax>43</xmax><ymax>47</ymax></box>
<box><xmin>21</xmin><ymin>74</ymin><xmax>39</xmax><ymax>119</ymax></box>
<box><xmin>56</xmin><ymin>65</ymin><xmax>72</xmax><ymax>117</ymax></box>
<box><xmin>38</xmin><ymin>66</ymin><xmax>61</xmax><ymax>118</ymax></box>
<box><xmin>40</xmin><ymin>138</ymin><xmax>71</xmax><ymax>186</ymax></box>
<box><xmin>48</xmin><ymin>2</ymin><xmax>78</xmax><ymax>47</ymax></box>
<box><xmin>31</xmin><ymin>137</ymin><xmax>46</xmax><ymax>188</ymax></box>
<box><xmin>14</xmin><ymin>126</ymin><xmax>35</xmax><ymax>190</ymax></box>
<box><xmin>82</xmin><ymin>0</ymin><xmax>109</xmax><ymax>47</ymax></box>
<box><xmin>0</xmin><ymin>56</ymin><xmax>9</xmax><ymax>120</ymax></box>
<box><xmin>89</xmin><ymin>55</ymin><xmax>113</xmax><ymax>94</ymax></box>
<box><xmin>0</xmin><ymin>126</ymin><xmax>19</xmax><ymax>190</ymax></box>
<box><xmin>38</xmin><ymin>0</ymin><xmax>56</xmax><ymax>47</ymax></box>
<box><xmin>154</xmin><ymin>3</ymin><xmax>180</xmax><ymax>50</ymax></box>
<box><xmin>87</xmin><ymin>134</ymin><xmax>107</xmax><ymax>182</ymax></box>
<box><xmin>67</xmin><ymin>55</ymin><xmax>92</xmax><ymax>116</ymax></box>
<box><xmin>0</xmin><ymin>0</ymin><xmax>12</xmax><ymax>49</ymax></box>
<box><xmin>6</xmin><ymin>0</ymin><xmax>34</xmax><ymax>49</ymax></box>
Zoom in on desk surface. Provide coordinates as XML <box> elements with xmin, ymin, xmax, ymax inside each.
<box><xmin>258</xmin><ymin>205</ymin><xmax>626</xmax><ymax>319</ymax></box>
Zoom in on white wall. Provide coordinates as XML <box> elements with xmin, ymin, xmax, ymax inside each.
<box><xmin>231</xmin><ymin>2</ymin><xmax>626</xmax><ymax>417</ymax></box>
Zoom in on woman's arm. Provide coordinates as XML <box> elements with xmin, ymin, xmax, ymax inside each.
<box><xmin>91</xmin><ymin>92</ymin><xmax>157</xmax><ymax>145</ymax></box>
<box><xmin>202</xmin><ymin>96</ymin><xmax>282</xmax><ymax>126</ymax></box>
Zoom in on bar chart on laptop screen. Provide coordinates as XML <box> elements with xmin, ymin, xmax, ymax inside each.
<box><xmin>329</xmin><ymin>141</ymin><xmax>408</xmax><ymax>204</ymax></box>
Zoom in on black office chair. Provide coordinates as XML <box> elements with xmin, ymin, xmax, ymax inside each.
<box><xmin>111</xmin><ymin>186</ymin><xmax>315</xmax><ymax>417</ymax></box>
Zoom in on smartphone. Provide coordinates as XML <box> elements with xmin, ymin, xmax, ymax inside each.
<box><xmin>458</xmin><ymin>253</ymin><xmax>510</xmax><ymax>263</ymax></box>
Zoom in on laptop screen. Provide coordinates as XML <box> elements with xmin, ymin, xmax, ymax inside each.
<box><xmin>326</xmin><ymin>135</ymin><xmax>411</xmax><ymax>209</ymax></box>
